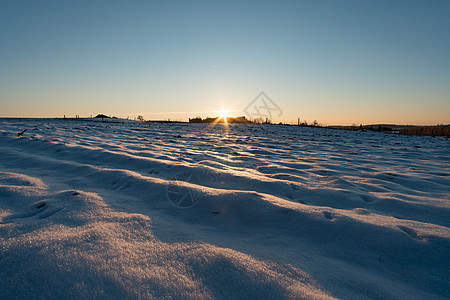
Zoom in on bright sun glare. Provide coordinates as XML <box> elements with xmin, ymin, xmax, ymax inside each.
<box><xmin>218</xmin><ymin>109</ymin><xmax>229</xmax><ymax>120</ymax></box>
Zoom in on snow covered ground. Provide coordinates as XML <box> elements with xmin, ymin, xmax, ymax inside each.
<box><xmin>0</xmin><ymin>118</ymin><xmax>449</xmax><ymax>299</ymax></box>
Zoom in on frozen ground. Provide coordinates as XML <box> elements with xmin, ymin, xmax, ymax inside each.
<box><xmin>0</xmin><ymin>118</ymin><xmax>449</xmax><ymax>299</ymax></box>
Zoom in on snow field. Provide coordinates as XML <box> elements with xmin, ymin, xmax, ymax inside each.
<box><xmin>0</xmin><ymin>119</ymin><xmax>449</xmax><ymax>299</ymax></box>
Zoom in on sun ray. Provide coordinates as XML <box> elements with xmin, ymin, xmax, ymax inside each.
<box><xmin>218</xmin><ymin>109</ymin><xmax>229</xmax><ymax>121</ymax></box>
<box><xmin>206</xmin><ymin>109</ymin><xmax>230</xmax><ymax>132</ymax></box>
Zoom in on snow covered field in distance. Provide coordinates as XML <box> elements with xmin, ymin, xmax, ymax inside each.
<box><xmin>0</xmin><ymin>118</ymin><xmax>449</xmax><ymax>299</ymax></box>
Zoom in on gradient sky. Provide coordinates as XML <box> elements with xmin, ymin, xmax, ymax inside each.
<box><xmin>1</xmin><ymin>0</ymin><xmax>449</xmax><ymax>125</ymax></box>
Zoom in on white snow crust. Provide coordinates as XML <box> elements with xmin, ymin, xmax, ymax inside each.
<box><xmin>0</xmin><ymin>118</ymin><xmax>449</xmax><ymax>299</ymax></box>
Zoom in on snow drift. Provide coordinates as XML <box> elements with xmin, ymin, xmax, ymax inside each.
<box><xmin>0</xmin><ymin>118</ymin><xmax>449</xmax><ymax>299</ymax></box>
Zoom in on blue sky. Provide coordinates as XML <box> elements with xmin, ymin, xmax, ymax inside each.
<box><xmin>1</xmin><ymin>0</ymin><xmax>449</xmax><ymax>124</ymax></box>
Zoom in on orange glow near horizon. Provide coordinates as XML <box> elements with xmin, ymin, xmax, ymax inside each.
<box><xmin>204</xmin><ymin>109</ymin><xmax>230</xmax><ymax>132</ymax></box>
<box><xmin>218</xmin><ymin>109</ymin><xmax>229</xmax><ymax>122</ymax></box>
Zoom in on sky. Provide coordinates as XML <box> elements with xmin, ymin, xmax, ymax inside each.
<box><xmin>0</xmin><ymin>0</ymin><xmax>449</xmax><ymax>125</ymax></box>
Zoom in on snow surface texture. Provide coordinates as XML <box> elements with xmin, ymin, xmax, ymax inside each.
<box><xmin>0</xmin><ymin>118</ymin><xmax>449</xmax><ymax>299</ymax></box>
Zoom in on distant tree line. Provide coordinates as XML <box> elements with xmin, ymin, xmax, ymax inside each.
<box><xmin>400</xmin><ymin>126</ymin><xmax>450</xmax><ymax>137</ymax></box>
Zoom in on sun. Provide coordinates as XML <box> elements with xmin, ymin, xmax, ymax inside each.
<box><xmin>209</xmin><ymin>108</ymin><xmax>231</xmax><ymax>131</ymax></box>
<box><xmin>218</xmin><ymin>109</ymin><xmax>229</xmax><ymax>120</ymax></box>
